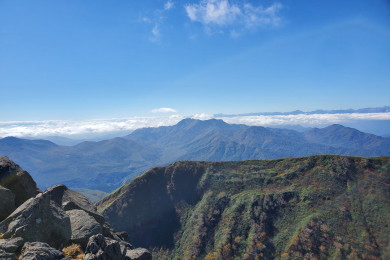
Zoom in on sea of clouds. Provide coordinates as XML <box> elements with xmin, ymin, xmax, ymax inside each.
<box><xmin>1</xmin><ymin>112</ymin><xmax>389</xmax><ymax>139</ymax></box>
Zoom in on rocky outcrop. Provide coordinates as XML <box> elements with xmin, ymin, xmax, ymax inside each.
<box><xmin>46</xmin><ymin>184</ymin><xmax>103</xmax><ymax>222</ymax></box>
<box><xmin>19</xmin><ymin>242</ymin><xmax>68</xmax><ymax>260</ymax></box>
<box><xmin>67</xmin><ymin>209</ymin><xmax>102</xmax><ymax>248</ymax></box>
<box><xmin>0</xmin><ymin>192</ymin><xmax>72</xmax><ymax>248</ymax></box>
<box><xmin>0</xmin><ymin>185</ymin><xmax>15</xmax><ymax>220</ymax></box>
<box><xmin>0</xmin><ymin>156</ymin><xmax>39</xmax><ymax>208</ymax></box>
<box><xmin>0</xmin><ymin>237</ymin><xmax>24</xmax><ymax>254</ymax></box>
<box><xmin>0</xmin><ymin>156</ymin><xmax>39</xmax><ymax>221</ymax></box>
<box><xmin>83</xmin><ymin>234</ymin><xmax>151</xmax><ymax>260</ymax></box>
<box><xmin>0</xmin><ymin>157</ymin><xmax>151</xmax><ymax>259</ymax></box>
<box><xmin>83</xmin><ymin>234</ymin><xmax>122</xmax><ymax>260</ymax></box>
<box><xmin>0</xmin><ymin>237</ymin><xmax>24</xmax><ymax>260</ymax></box>
<box><xmin>45</xmin><ymin>184</ymin><xmax>121</xmax><ymax>245</ymax></box>
<box><xmin>0</xmin><ymin>182</ymin><xmax>126</xmax><ymax>250</ymax></box>
<box><xmin>0</xmin><ymin>249</ymin><xmax>16</xmax><ymax>260</ymax></box>
<box><xmin>125</xmin><ymin>248</ymin><xmax>152</xmax><ymax>260</ymax></box>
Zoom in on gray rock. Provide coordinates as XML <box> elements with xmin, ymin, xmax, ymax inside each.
<box><xmin>45</xmin><ymin>185</ymin><xmax>120</xmax><ymax>241</ymax></box>
<box><xmin>0</xmin><ymin>185</ymin><xmax>15</xmax><ymax>221</ymax></box>
<box><xmin>83</xmin><ymin>234</ymin><xmax>150</xmax><ymax>260</ymax></box>
<box><xmin>0</xmin><ymin>156</ymin><xmax>39</xmax><ymax>208</ymax></box>
<box><xmin>116</xmin><ymin>232</ymin><xmax>130</xmax><ymax>243</ymax></box>
<box><xmin>0</xmin><ymin>237</ymin><xmax>24</xmax><ymax>253</ymax></box>
<box><xmin>83</xmin><ymin>234</ymin><xmax>123</xmax><ymax>260</ymax></box>
<box><xmin>0</xmin><ymin>192</ymin><xmax>71</xmax><ymax>248</ymax></box>
<box><xmin>46</xmin><ymin>185</ymin><xmax>105</xmax><ymax>224</ymax></box>
<box><xmin>125</xmin><ymin>248</ymin><xmax>152</xmax><ymax>260</ymax></box>
<box><xmin>19</xmin><ymin>242</ymin><xmax>68</xmax><ymax>260</ymax></box>
<box><xmin>0</xmin><ymin>249</ymin><xmax>16</xmax><ymax>260</ymax></box>
<box><xmin>119</xmin><ymin>241</ymin><xmax>133</xmax><ymax>256</ymax></box>
<box><xmin>67</xmin><ymin>209</ymin><xmax>102</xmax><ymax>248</ymax></box>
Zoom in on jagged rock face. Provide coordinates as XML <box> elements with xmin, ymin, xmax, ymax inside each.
<box><xmin>0</xmin><ymin>156</ymin><xmax>39</xmax><ymax>221</ymax></box>
<box><xmin>19</xmin><ymin>242</ymin><xmax>68</xmax><ymax>260</ymax></box>
<box><xmin>98</xmin><ymin>155</ymin><xmax>390</xmax><ymax>260</ymax></box>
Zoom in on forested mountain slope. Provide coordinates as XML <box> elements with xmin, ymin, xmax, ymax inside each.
<box><xmin>98</xmin><ymin>155</ymin><xmax>390</xmax><ymax>260</ymax></box>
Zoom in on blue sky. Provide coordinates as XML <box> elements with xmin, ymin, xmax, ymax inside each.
<box><xmin>0</xmin><ymin>0</ymin><xmax>389</xmax><ymax>122</ymax></box>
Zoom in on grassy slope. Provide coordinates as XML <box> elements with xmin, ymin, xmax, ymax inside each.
<box><xmin>98</xmin><ymin>155</ymin><xmax>390</xmax><ymax>260</ymax></box>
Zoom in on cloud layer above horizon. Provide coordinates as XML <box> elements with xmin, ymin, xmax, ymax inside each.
<box><xmin>0</xmin><ymin>112</ymin><xmax>389</xmax><ymax>139</ymax></box>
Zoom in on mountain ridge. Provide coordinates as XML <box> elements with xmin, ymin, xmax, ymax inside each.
<box><xmin>0</xmin><ymin>119</ymin><xmax>389</xmax><ymax>197</ymax></box>
<box><xmin>97</xmin><ymin>155</ymin><xmax>390</xmax><ymax>259</ymax></box>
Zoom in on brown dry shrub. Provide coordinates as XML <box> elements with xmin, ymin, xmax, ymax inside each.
<box><xmin>62</xmin><ymin>244</ymin><xmax>84</xmax><ymax>260</ymax></box>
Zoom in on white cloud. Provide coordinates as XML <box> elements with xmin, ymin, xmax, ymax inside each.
<box><xmin>151</xmin><ymin>107</ymin><xmax>178</xmax><ymax>113</ymax></box>
<box><xmin>151</xmin><ymin>25</ymin><xmax>160</xmax><ymax>40</ymax></box>
<box><xmin>185</xmin><ymin>0</ymin><xmax>241</xmax><ymax>26</ymax></box>
<box><xmin>185</xmin><ymin>0</ymin><xmax>282</xmax><ymax>33</ymax></box>
<box><xmin>1</xmin><ymin>112</ymin><xmax>389</xmax><ymax>139</ymax></box>
<box><xmin>192</xmin><ymin>113</ymin><xmax>213</xmax><ymax>120</ymax></box>
<box><xmin>0</xmin><ymin>117</ymin><xmax>184</xmax><ymax>138</ymax></box>
<box><xmin>218</xmin><ymin>113</ymin><xmax>390</xmax><ymax>126</ymax></box>
<box><xmin>164</xmin><ymin>1</ymin><xmax>174</xmax><ymax>10</ymax></box>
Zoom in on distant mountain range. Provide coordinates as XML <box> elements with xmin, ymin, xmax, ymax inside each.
<box><xmin>0</xmin><ymin>119</ymin><xmax>389</xmax><ymax>198</ymax></box>
<box><xmin>214</xmin><ymin>106</ymin><xmax>390</xmax><ymax>117</ymax></box>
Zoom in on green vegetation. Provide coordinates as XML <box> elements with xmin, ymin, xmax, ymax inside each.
<box><xmin>98</xmin><ymin>155</ymin><xmax>390</xmax><ymax>259</ymax></box>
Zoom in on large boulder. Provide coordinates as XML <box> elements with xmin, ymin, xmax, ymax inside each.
<box><xmin>46</xmin><ymin>185</ymin><xmax>122</xmax><ymax>241</ymax></box>
<box><xmin>0</xmin><ymin>185</ymin><xmax>15</xmax><ymax>221</ymax></box>
<box><xmin>46</xmin><ymin>185</ymin><xmax>101</xmax><ymax>219</ymax></box>
<box><xmin>67</xmin><ymin>209</ymin><xmax>102</xmax><ymax>248</ymax></box>
<box><xmin>19</xmin><ymin>242</ymin><xmax>68</xmax><ymax>260</ymax></box>
<box><xmin>0</xmin><ymin>156</ymin><xmax>39</xmax><ymax>208</ymax></box>
<box><xmin>0</xmin><ymin>192</ymin><xmax>71</xmax><ymax>248</ymax></box>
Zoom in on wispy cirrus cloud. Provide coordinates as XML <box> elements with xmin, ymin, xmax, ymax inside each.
<box><xmin>141</xmin><ymin>1</ymin><xmax>175</xmax><ymax>42</ymax></box>
<box><xmin>185</xmin><ymin>0</ymin><xmax>283</xmax><ymax>35</ymax></box>
<box><xmin>164</xmin><ymin>1</ymin><xmax>175</xmax><ymax>11</ymax></box>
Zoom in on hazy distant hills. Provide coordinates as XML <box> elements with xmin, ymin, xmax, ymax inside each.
<box><xmin>214</xmin><ymin>105</ymin><xmax>390</xmax><ymax>117</ymax></box>
<box><xmin>0</xmin><ymin>119</ymin><xmax>389</xmax><ymax>196</ymax></box>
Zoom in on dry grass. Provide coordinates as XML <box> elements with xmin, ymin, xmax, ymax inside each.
<box><xmin>62</xmin><ymin>244</ymin><xmax>85</xmax><ymax>260</ymax></box>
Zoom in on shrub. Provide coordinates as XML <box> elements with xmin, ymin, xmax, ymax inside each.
<box><xmin>62</xmin><ymin>244</ymin><xmax>84</xmax><ymax>260</ymax></box>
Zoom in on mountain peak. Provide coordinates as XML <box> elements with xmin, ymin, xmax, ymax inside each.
<box><xmin>176</xmin><ymin>118</ymin><xmax>228</xmax><ymax>128</ymax></box>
